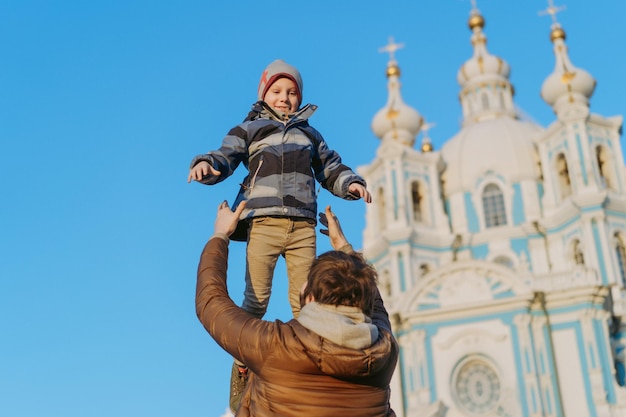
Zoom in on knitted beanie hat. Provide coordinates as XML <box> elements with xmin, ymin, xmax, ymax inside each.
<box><xmin>257</xmin><ymin>59</ymin><xmax>303</xmax><ymax>106</ymax></box>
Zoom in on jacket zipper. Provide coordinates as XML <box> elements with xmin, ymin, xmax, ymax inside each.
<box><xmin>249</xmin><ymin>155</ymin><xmax>264</xmax><ymax>190</ymax></box>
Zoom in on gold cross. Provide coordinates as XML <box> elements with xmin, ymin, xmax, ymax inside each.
<box><xmin>539</xmin><ymin>0</ymin><xmax>566</xmax><ymax>25</ymax></box>
<box><xmin>422</xmin><ymin>121</ymin><xmax>436</xmax><ymax>138</ymax></box>
<box><xmin>378</xmin><ymin>37</ymin><xmax>405</xmax><ymax>62</ymax></box>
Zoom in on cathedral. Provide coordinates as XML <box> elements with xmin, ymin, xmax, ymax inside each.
<box><xmin>358</xmin><ymin>5</ymin><xmax>626</xmax><ymax>417</ymax></box>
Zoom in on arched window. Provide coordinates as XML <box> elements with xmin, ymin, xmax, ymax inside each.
<box><xmin>556</xmin><ymin>153</ymin><xmax>572</xmax><ymax>199</ymax></box>
<box><xmin>596</xmin><ymin>145</ymin><xmax>616</xmax><ymax>190</ymax></box>
<box><xmin>482</xmin><ymin>184</ymin><xmax>507</xmax><ymax>228</ymax></box>
<box><xmin>572</xmin><ymin>239</ymin><xmax>585</xmax><ymax>265</ymax></box>
<box><xmin>615</xmin><ymin>233</ymin><xmax>626</xmax><ymax>286</ymax></box>
<box><xmin>481</xmin><ymin>92</ymin><xmax>489</xmax><ymax>110</ymax></box>
<box><xmin>377</xmin><ymin>187</ymin><xmax>386</xmax><ymax>230</ymax></box>
<box><xmin>498</xmin><ymin>90</ymin><xmax>505</xmax><ymax>110</ymax></box>
<box><xmin>411</xmin><ymin>181</ymin><xmax>423</xmax><ymax>222</ymax></box>
<box><xmin>493</xmin><ymin>256</ymin><xmax>514</xmax><ymax>269</ymax></box>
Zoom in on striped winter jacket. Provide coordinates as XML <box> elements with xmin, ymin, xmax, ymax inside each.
<box><xmin>190</xmin><ymin>101</ymin><xmax>366</xmax><ymax>221</ymax></box>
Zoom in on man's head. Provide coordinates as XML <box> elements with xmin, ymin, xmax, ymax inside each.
<box><xmin>301</xmin><ymin>251</ymin><xmax>378</xmax><ymax>317</ymax></box>
<box><xmin>257</xmin><ymin>59</ymin><xmax>303</xmax><ymax>114</ymax></box>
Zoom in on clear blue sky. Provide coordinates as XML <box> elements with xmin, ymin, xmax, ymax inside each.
<box><xmin>1</xmin><ymin>1</ymin><xmax>624</xmax><ymax>416</ymax></box>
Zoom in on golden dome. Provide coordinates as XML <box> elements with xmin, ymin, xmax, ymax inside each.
<box><xmin>468</xmin><ymin>13</ymin><xmax>485</xmax><ymax>30</ymax></box>
<box><xmin>386</xmin><ymin>63</ymin><xmax>401</xmax><ymax>78</ymax></box>
<box><xmin>421</xmin><ymin>141</ymin><xmax>433</xmax><ymax>153</ymax></box>
<box><xmin>550</xmin><ymin>26</ymin><xmax>566</xmax><ymax>42</ymax></box>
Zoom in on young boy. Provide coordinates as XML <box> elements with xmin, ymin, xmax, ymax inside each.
<box><xmin>187</xmin><ymin>59</ymin><xmax>371</xmax><ymax>411</ymax></box>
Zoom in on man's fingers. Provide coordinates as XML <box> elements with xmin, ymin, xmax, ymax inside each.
<box><xmin>325</xmin><ymin>206</ymin><xmax>338</xmax><ymax>224</ymax></box>
<box><xmin>233</xmin><ymin>200</ymin><xmax>247</xmax><ymax>217</ymax></box>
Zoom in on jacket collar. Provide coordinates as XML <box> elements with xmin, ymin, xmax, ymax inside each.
<box><xmin>250</xmin><ymin>101</ymin><xmax>318</xmax><ymax>125</ymax></box>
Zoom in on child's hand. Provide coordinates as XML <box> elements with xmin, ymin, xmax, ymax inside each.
<box><xmin>187</xmin><ymin>161</ymin><xmax>221</xmax><ymax>183</ymax></box>
<box><xmin>348</xmin><ymin>183</ymin><xmax>372</xmax><ymax>203</ymax></box>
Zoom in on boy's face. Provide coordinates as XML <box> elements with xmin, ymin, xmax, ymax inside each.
<box><xmin>263</xmin><ymin>77</ymin><xmax>300</xmax><ymax>114</ymax></box>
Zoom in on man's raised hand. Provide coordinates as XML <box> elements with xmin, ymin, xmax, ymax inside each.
<box><xmin>214</xmin><ymin>201</ymin><xmax>246</xmax><ymax>237</ymax></box>
<box><xmin>318</xmin><ymin>205</ymin><xmax>350</xmax><ymax>250</ymax></box>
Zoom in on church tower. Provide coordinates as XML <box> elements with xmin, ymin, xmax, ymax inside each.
<box><xmin>359</xmin><ymin>4</ymin><xmax>626</xmax><ymax>417</ymax></box>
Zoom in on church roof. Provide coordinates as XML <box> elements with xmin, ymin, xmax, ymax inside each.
<box><xmin>441</xmin><ymin>116</ymin><xmax>542</xmax><ymax>193</ymax></box>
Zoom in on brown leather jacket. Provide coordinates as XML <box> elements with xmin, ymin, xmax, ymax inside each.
<box><xmin>196</xmin><ymin>237</ymin><xmax>398</xmax><ymax>416</ymax></box>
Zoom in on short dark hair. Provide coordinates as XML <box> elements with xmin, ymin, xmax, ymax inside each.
<box><xmin>303</xmin><ymin>251</ymin><xmax>378</xmax><ymax>316</ymax></box>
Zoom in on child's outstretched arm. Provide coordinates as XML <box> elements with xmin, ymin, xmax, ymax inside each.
<box><xmin>348</xmin><ymin>183</ymin><xmax>372</xmax><ymax>203</ymax></box>
<box><xmin>187</xmin><ymin>123</ymin><xmax>249</xmax><ymax>185</ymax></box>
<box><xmin>306</xmin><ymin>127</ymin><xmax>370</xmax><ymax>202</ymax></box>
<box><xmin>187</xmin><ymin>161</ymin><xmax>221</xmax><ymax>183</ymax></box>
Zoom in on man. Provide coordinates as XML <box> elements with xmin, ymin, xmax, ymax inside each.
<box><xmin>196</xmin><ymin>201</ymin><xmax>398</xmax><ymax>416</ymax></box>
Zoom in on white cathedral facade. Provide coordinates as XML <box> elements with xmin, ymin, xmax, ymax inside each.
<box><xmin>359</xmin><ymin>7</ymin><xmax>626</xmax><ymax>417</ymax></box>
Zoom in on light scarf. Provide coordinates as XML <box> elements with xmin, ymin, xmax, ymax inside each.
<box><xmin>297</xmin><ymin>302</ymin><xmax>379</xmax><ymax>349</ymax></box>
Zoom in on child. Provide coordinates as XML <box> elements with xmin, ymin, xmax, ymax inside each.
<box><xmin>188</xmin><ymin>59</ymin><xmax>370</xmax><ymax>320</ymax></box>
<box><xmin>188</xmin><ymin>59</ymin><xmax>371</xmax><ymax>412</ymax></box>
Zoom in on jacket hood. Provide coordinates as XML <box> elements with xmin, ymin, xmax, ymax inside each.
<box><xmin>297</xmin><ymin>302</ymin><xmax>378</xmax><ymax>349</ymax></box>
<box><xmin>293</xmin><ymin>306</ymin><xmax>396</xmax><ymax>381</ymax></box>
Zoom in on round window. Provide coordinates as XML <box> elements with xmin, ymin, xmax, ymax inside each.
<box><xmin>454</xmin><ymin>359</ymin><xmax>501</xmax><ymax>415</ymax></box>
